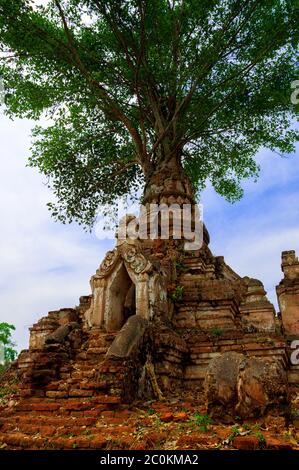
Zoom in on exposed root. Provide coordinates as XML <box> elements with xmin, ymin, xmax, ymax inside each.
<box><xmin>145</xmin><ymin>361</ymin><xmax>164</xmax><ymax>401</ymax></box>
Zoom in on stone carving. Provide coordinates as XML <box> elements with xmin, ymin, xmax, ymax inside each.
<box><xmin>123</xmin><ymin>246</ymin><xmax>152</xmax><ymax>275</ymax></box>
<box><xmin>96</xmin><ymin>248</ymin><xmax>119</xmax><ymax>278</ymax></box>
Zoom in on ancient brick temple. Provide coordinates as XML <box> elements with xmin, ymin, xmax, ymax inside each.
<box><xmin>1</xmin><ymin>217</ymin><xmax>299</xmax><ymax>449</ymax></box>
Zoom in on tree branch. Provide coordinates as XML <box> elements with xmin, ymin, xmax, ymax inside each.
<box><xmin>186</xmin><ymin>34</ymin><xmax>284</xmax><ymax>143</ymax></box>
<box><xmin>53</xmin><ymin>0</ymin><xmax>145</xmax><ymax>163</ymax></box>
<box><xmin>108</xmin><ymin>160</ymin><xmax>139</xmax><ymax>179</ymax></box>
<box><xmin>150</xmin><ymin>0</ymin><xmax>252</xmax><ymax>162</ymax></box>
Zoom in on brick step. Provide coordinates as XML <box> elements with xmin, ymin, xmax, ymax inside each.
<box><xmin>0</xmin><ymin>408</ymin><xmax>106</xmax><ymax>422</ymax></box>
<box><xmin>87</xmin><ymin>331</ymin><xmax>117</xmax><ymax>341</ymax></box>
<box><xmin>87</xmin><ymin>339</ymin><xmax>115</xmax><ymax>348</ymax></box>
<box><xmin>82</xmin><ymin>332</ymin><xmax>117</xmax><ymax>345</ymax></box>
<box><xmin>1</xmin><ymin>395</ymin><xmax>296</xmax><ymax>450</ymax></box>
<box><xmin>1</xmin><ymin>422</ymin><xmax>134</xmax><ymax>437</ymax></box>
<box><xmin>19</xmin><ymin>379</ymin><xmax>117</xmax><ymax>398</ymax></box>
<box><xmin>45</xmin><ymin>388</ymin><xmax>109</xmax><ymax>399</ymax></box>
<box><xmin>61</xmin><ymin>360</ymin><xmax>102</xmax><ymax>368</ymax></box>
<box><xmin>1</xmin><ymin>415</ymin><xmax>98</xmax><ymax>427</ymax></box>
<box><xmin>1</xmin><ymin>426</ymin><xmax>296</xmax><ymax>451</ymax></box>
<box><xmin>47</xmin><ymin>379</ymin><xmax>109</xmax><ymax>390</ymax></box>
<box><xmin>0</xmin><ymin>431</ymin><xmax>108</xmax><ymax>449</ymax></box>
<box><xmin>0</xmin><ymin>414</ymin><xmax>135</xmax><ymax>449</ymax></box>
<box><xmin>189</xmin><ymin>338</ymin><xmax>285</xmax><ymax>348</ymax></box>
<box><xmin>15</xmin><ymin>395</ymin><xmax>122</xmax><ymax>413</ymax></box>
<box><xmin>73</xmin><ymin>353</ymin><xmax>108</xmax><ymax>363</ymax></box>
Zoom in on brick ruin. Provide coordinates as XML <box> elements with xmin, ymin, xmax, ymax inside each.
<box><xmin>0</xmin><ymin>218</ymin><xmax>299</xmax><ymax>449</ymax></box>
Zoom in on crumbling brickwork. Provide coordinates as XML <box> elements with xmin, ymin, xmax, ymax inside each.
<box><xmin>0</xmin><ymin>225</ymin><xmax>298</xmax><ymax>449</ymax></box>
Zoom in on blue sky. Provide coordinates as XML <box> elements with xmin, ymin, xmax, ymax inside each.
<box><xmin>0</xmin><ymin>113</ymin><xmax>298</xmax><ymax>352</ymax></box>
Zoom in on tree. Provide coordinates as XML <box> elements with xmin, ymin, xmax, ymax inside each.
<box><xmin>0</xmin><ymin>0</ymin><xmax>298</xmax><ymax>228</ymax></box>
<box><xmin>0</xmin><ymin>323</ymin><xmax>17</xmax><ymax>365</ymax></box>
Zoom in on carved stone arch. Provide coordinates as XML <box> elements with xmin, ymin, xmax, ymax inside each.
<box><xmin>85</xmin><ymin>238</ymin><xmax>166</xmax><ymax>329</ymax></box>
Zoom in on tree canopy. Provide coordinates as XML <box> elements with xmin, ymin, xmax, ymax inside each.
<box><xmin>0</xmin><ymin>0</ymin><xmax>298</xmax><ymax>226</ymax></box>
<box><xmin>0</xmin><ymin>322</ymin><xmax>17</xmax><ymax>365</ymax></box>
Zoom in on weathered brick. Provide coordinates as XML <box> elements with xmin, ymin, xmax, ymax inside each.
<box><xmin>89</xmin><ymin>436</ymin><xmax>107</xmax><ymax>449</ymax></box>
<box><xmin>16</xmin><ymin>402</ymin><xmax>60</xmax><ymax>412</ymax></box>
<box><xmin>63</xmin><ymin>402</ymin><xmax>91</xmax><ymax>411</ymax></box>
<box><xmin>266</xmin><ymin>437</ymin><xmax>293</xmax><ymax>450</ymax></box>
<box><xmin>68</xmin><ymin>389</ymin><xmax>94</xmax><ymax>398</ymax></box>
<box><xmin>46</xmin><ymin>391</ymin><xmax>68</xmax><ymax>398</ymax></box>
<box><xmin>233</xmin><ymin>436</ymin><xmax>260</xmax><ymax>450</ymax></box>
<box><xmin>93</xmin><ymin>395</ymin><xmax>121</xmax><ymax>404</ymax></box>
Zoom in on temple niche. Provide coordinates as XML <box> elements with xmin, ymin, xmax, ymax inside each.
<box><xmin>85</xmin><ymin>252</ymin><xmax>138</xmax><ymax>331</ymax></box>
<box><xmin>84</xmin><ymin>226</ymin><xmax>169</xmax><ymax>332</ymax></box>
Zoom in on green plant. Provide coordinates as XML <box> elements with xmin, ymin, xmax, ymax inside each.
<box><xmin>0</xmin><ymin>364</ymin><xmax>8</xmax><ymax>376</ymax></box>
<box><xmin>228</xmin><ymin>425</ymin><xmax>241</xmax><ymax>443</ymax></box>
<box><xmin>177</xmin><ymin>422</ymin><xmax>188</xmax><ymax>431</ymax></box>
<box><xmin>169</xmin><ymin>285</ymin><xmax>184</xmax><ymax>303</ymax></box>
<box><xmin>243</xmin><ymin>423</ymin><xmax>251</xmax><ymax>431</ymax></box>
<box><xmin>0</xmin><ymin>385</ymin><xmax>14</xmax><ymax>399</ymax></box>
<box><xmin>211</xmin><ymin>327</ymin><xmax>224</xmax><ymax>338</ymax></box>
<box><xmin>154</xmin><ymin>439</ymin><xmax>164</xmax><ymax>450</ymax></box>
<box><xmin>0</xmin><ymin>323</ymin><xmax>17</xmax><ymax>365</ymax></box>
<box><xmin>174</xmin><ymin>260</ymin><xmax>189</xmax><ymax>273</ymax></box>
<box><xmin>252</xmin><ymin>423</ymin><xmax>262</xmax><ymax>431</ymax></box>
<box><xmin>154</xmin><ymin>417</ymin><xmax>162</xmax><ymax>430</ymax></box>
<box><xmin>0</xmin><ymin>382</ymin><xmax>18</xmax><ymax>406</ymax></box>
<box><xmin>193</xmin><ymin>412</ymin><xmax>213</xmax><ymax>432</ymax></box>
<box><xmin>255</xmin><ymin>431</ymin><xmax>266</xmax><ymax>448</ymax></box>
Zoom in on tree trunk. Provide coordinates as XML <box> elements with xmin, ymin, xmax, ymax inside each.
<box><xmin>143</xmin><ymin>154</ymin><xmax>195</xmax><ymax>206</ymax></box>
<box><xmin>138</xmin><ymin>154</ymin><xmax>208</xmax><ymax>254</ymax></box>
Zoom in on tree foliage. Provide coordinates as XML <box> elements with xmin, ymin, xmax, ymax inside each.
<box><xmin>0</xmin><ymin>322</ymin><xmax>17</xmax><ymax>364</ymax></box>
<box><xmin>0</xmin><ymin>0</ymin><xmax>298</xmax><ymax>226</ymax></box>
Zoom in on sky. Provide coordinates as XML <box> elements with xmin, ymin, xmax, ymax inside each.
<box><xmin>0</xmin><ymin>112</ymin><xmax>298</xmax><ymax>352</ymax></box>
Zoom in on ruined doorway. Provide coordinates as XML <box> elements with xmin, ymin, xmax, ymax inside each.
<box><xmin>106</xmin><ymin>263</ymin><xmax>136</xmax><ymax>331</ymax></box>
